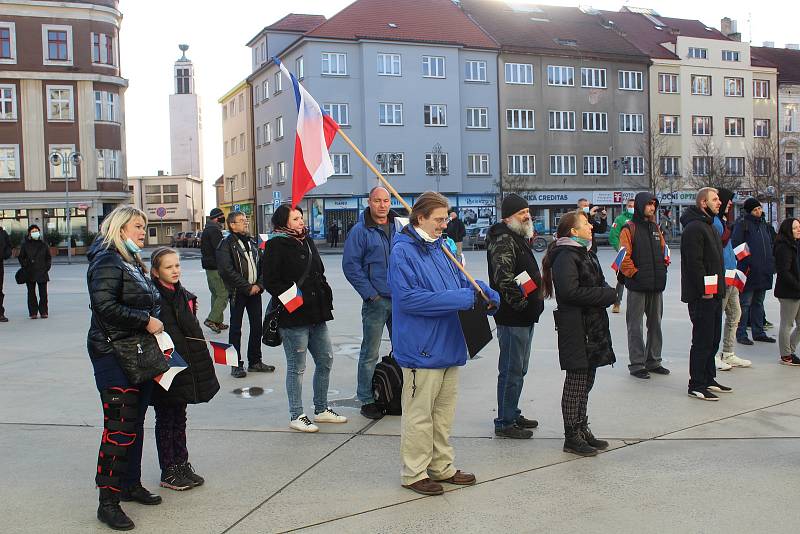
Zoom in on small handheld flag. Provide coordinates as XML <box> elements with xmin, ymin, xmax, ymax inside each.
<box><xmin>394</xmin><ymin>216</ymin><xmax>409</xmax><ymax>232</ymax></box>
<box><xmin>514</xmin><ymin>271</ymin><xmax>538</xmax><ymax>298</ymax></box>
<box><xmin>155</xmin><ymin>331</ymin><xmax>175</xmax><ymax>353</ymax></box>
<box><xmin>209</xmin><ymin>341</ymin><xmax>238</xmax><ymax>366</ymax></box>
<box><xmin>733</xmin><ymin>269</ymin><xmax>747</xmax><ymax>292</ymax></box>
<box><xmin>704</xmin><ymin>274</ymin><xmax>719</xmax><ymax>295</ymax></box>
<box><xmin>154</xmin><ymin>349</ymin><xmax>188</xmax><ymax>390</ymax></box>
<box><xmin>733</xmin><ymin>243</ymin><xmax>751</xmax><ymax>261</ymax></box>
<box><xmin>664</xmin><ymin>244</ymin><xmax>671</xmax><ymax>266</ymax></box>
<box><xmin>725</xmin><ymin>269</ymin><xmax>737</xmax><ymax>286</ymax></box>
<box><xmin>611</xmin><ymin>247</ymin><xmax>626</xmax><ymax>272</ymax></box>
<box><xmin>279</xmin><ymin>282</ymin><xmax>304</xmax><ymax>313</ymax></box>
<box><xmin>258</xmin><ymin>234</ymin><xmax>269</xmax><ymax>250</ymax></box>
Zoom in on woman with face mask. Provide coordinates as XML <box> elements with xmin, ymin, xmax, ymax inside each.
<box><xmin>18</xmin><ymin>224</ymin><xmax>51</xmax><ymax>319</ymax></box>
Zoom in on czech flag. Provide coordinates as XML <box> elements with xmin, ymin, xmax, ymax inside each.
<box><xmin>664</xmin><ymin>244</ymin><xmax>671</xmax><ymax>266</ymax></box>
<box><xmin>279</xmin><ymin>282</ymin><xmax>304</xmax><ymax>313</ymax></box>
<box><xmin>611</xmin><ymin>247</ymin><xmax>626</xmax><ymax>272</ymax></box>
<box><xmin>704</xmin><ymin>274</ymin><xmax>719</xmax><ymax>295</ymax></box>
<box><xmin>733</xmin><ymin>269</ymin><xmax>747</xmax><ymax>292</ymax></box>
<box><xmin>734</xmin><ymin>243</ymin><xmax>751</xmax><ymax>261</ymax></box>
<box><xmin>514</xmin><ymin>271</ymin><xmax>537</xmax><ymax>298</ymax></box>
<box><xmin>725</xmin><ymin>269</ymin><xmax>737</xmax><ymax>286</ymax></box>
<box><xmin>154</xmin><ymin>349</ymin><xmax>188</xmax><ymax>391</ymax></box>
<box><xmin>275</xmin><ymin>57</ymin><xmax>339</xmax><ymax>209</ymax></box>
<box><xmin>209</xmin><ymin>341</ymin><xmax>238</xmax><ymax>366</ymax></box>
<box><xmin>258</xmin><ymin>233</ymin><xmax>269</xmax><ymax>250</ymax></box>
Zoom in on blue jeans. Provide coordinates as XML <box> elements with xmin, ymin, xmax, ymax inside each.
<box><xmin>357</xmin><ymin>297</ymin><xmax>392</xmax><ymax>404</ymax></box>
<box><xmin>228</xmin><ymin>292</ymin><xmax>263</xmax><ymax>367</ymax></box>
<box><xmin>737</xmin><ymin>289</ymin><xmax>766</xmax><ymax>340</ymax></box>
<box><xmin>280</xmin><ymin>323</ymin><xmax>334</xmax><ymax>420</ymax></box>
<box><xmin>495</xmin><ymin>324</ymin><xmax>535</xmax><ymax>430</ymax></box>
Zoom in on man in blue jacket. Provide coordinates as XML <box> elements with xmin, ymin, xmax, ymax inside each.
<box><xmin>389</xmin><ymin>191</ymin><xmax>499</xmax><ymax>496</ymax></box>
<box><xmin>343</xmin><ymin>186</ymin><xmax>397</xmax><ymax>420</ymax></box>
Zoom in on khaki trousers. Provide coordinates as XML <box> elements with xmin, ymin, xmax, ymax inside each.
<box><xmin>400</xmin><ymin>366</ymin><xmax>459</xmax><ymax>485</ymax></box>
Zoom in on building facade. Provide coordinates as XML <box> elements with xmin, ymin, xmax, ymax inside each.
<box><xmin>0</xmin><ymin>0</ymin><xmax>128</xmax><ymax>241</ymax></box>
<box><xmin>169</xmin><ymin>45</ymin><xmax>204</xmax><ymax>180</ymax></box>
<box><xmin>218</xmin><ymin>80</ymin><xmax>255</xmax><ymax>233</ymax></box>
<box><xmin>128</xmin><ymin>172</ymin><xmax>204</xmax><ymax>245</ymax></box>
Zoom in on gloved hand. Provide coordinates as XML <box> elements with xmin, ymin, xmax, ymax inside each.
<box><xmin>475</xmin><ymin>280</ymin><xmax>500</xmax><ymax>315</ymax></box>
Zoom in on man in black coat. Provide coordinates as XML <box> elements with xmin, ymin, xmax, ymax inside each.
<box><xmin>215</xmin><ymin>211</ymin><xmax>273</xmax><ymax>377</ymax></box>
<box><xmin>200</xmin><ymin>208</ymin><xmax>228</xmax><ymax>333</ymax></box>
<box><xmin>446</xmin><ymin>210</ymin><xmax>467</xmax><ymax>255</ymax></box>
<box><xmin>680</xmin><ymin>188</ymin><xmax>730</xmax><ymax>401</ymax></box>
<box><xmin>577</xmin><ymin>198</ymin><xmax>607</xmax><ymax>254</ymax></box>
<box><xmin>0</xmin><ymin>225</ymin><xmax>10</xmax><ymax>322</ymax></box>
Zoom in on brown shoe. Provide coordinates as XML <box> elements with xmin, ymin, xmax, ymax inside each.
<box><xmin>612</xmin><ymin>303</ymin><xmax>620</xmax><ymax>314</ymax></box>
<box><xmin>435</xmin><ymin>470</ymin><xmax>476</xmax><ymax>486</ymax></box>
<box><xmin>402</xmin><ymin>478</ymin><xmax>444</xmax><ymax>496</ymax></box>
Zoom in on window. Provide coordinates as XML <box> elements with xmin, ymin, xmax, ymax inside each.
<box><xmin>274</xmin><ymin>72</ymin><xmax>282</xmax><ymax>94</ymax></box>
<box><xmin>321</xmin><ymin>52</ymin><xmax>347</xmax><ymax>76</ymax></box>
<box><xmin>581</xmin><ymin>68</ymin><xmax>606</xmax><ymax>88</ymax></box>
<box><xmin>583</xmin><ymin>155</ymin><xmax>609</xmax><ymax>175</ymax></box>
<box><xmin>754</xmin><ymin>79</ymin><xmax>770</xmax><ymax>99</ymax></box>
<box><xmin>618</xmin><ymin>70</ymin><xmax>643</xmax><ymax>91</ymax></box>
<box><xmin>229</xmin><ymin>100</ymin><xmax>235</xmax><ymax>117</ymax></box>
<box><xmin>507</xmin><ymin>154</ymin><xmax>535</xmax><ymax>175</ymax></box>
<box><xmin>377</xmin><ymin>53</ymin><xmax>401</xmax><ymax>76</ymax></box>
<box><xmin>786</xmin><ymin>105</ymin><xmax>799</xmax><ymax>132</ymax></box>
<box><xmin>45</xmin><ymin>27</ymin><xmax>70</xmax><ymax>61</ymax></box>
<box><xmin>91</xmin><ymin>33</ymin><xmax>115</xmax><ymax>65</ymax></box>
<box><xmin>582</xmin><ymin>112</ymin><xmax>607</xmax><ymax>132</ymax></box>
<box><xmin>622</xmin><ymin>156</ymin><xmax>645</xmax><ymax>175</ymax></box>
<box><xmin>786</xmin><ymin>153</ymin><xmax>795</xmax><ymax>176</ymax></box>
<box><xmin>619</xmin><ymin>113</ymin><xmax>644</xmax><ymax>133</ymax></box>
<box><xmin>107</xmin><ymin>92</ymin><xmax>118</xmax><ymax>122</ymax></box>
<box><xmin>254</xmin><ymin>47</ymin><xmax>260</xmax><ymax>67</ymax></box>
<box><xmin>465</xmin><ymin>60</ymin><xmax>487</xmax><ymax>82</ymax></box>
<box><xmin>239</xmin><ymin>133</ymin><xmax>245</xmax><ymax>152</ymax></box>
<box><xmin>691</xmin><ymin>75</ymin><xmax>711</xmax><ymax>95</ymax></box>
<box><xmin>549</xmin><ymin>110</ymin><xmax>575</xmax><ymax>131</ymax></box>
<box><xmin>49</xmin><ymin>144</ymin><xmax>77</xmax><ymax>180</ymax></box>
<box><xmin>238</xmin><ymin>94</ymin><xmax>244</xmax><ymax>113</ymax></box>
<box><xmin>163</xmin><ymin>184</ymin><xmax>179</xmax><ymax>203</ymax></box>
<box><xmin>265</xmin><ymin>164</ymin><xmax>273</xmax><ymax>186</ymax></box>
<box><xmin>692</xmin><ymin>156</ymin><xmax>711</xmax><ymax>176</ymax></box>
<box><xmin>754</xmin><ymin>157</ymin><xmax>770</xmax><ymax>177</ymax></box>
<box><xmin>424</xmin><ymin>104</ymin><xmax>447</xmax><ymax>126</ymax></box>
<box><xmin>658</xmin><ymin>73</ymin><xmax>679</xmax><ymax>93</ymax></box>
<box><xmin>230</xmin><ymin>137</ymin><xmax>237</xmax><ymax>155</ymax></box>
<box><xmin>241</xmin><ymin>171</ymin><xmax>247</xmax><ymax>189</ymax></box>
<box><xmin>331</xmin><ymin>153</ymin><xmax>350</xmax><ymax>175</ymax></box>
<box><xmin>549</xmin><ymin>155</ymin><xmax>577</xmax><ymax>175</ymax></box>
<box><xmin>47</xmin><ymin>85</ymin><xmax>73</xmax><ymax>121</ymax></box>
<box><xmin>0</xmin><ymin>84</ymin><xmax>17</xmax><ymax>120</ymax></box>
<box><xmin>262</xmin><ymin>80</ymin><xmax>269</xmax><ymax>102</ymax></box>
<box><xmin>505</xmin><ymin>63</ymin><xmax>533</xmax><ymax>85</ymax></box>
<box><xmin>725</xmin><ymin>77</ymin><xmax>744</xmax><ymax>97</ymax></box>
<box><xmin>323</xmin><ymin>103</ymin><xmax>350</xmax><ymax>126</ymax></box>
<box><xmin>295</xmin><ymin>56</ymin><xmax>304</xmax><ymax>79</ymax></box>
<box><xmin>94</xmin><ymin>91</ymin><xmax>119</xmax><ymax>122</ymax></box>
<box><xmin>379</xmin><ymin>103</ymin><xmax>403</xmax><ymax>125</ymax></box>
<box><xmin>506</xmin><ymin>109</ymin><xmax>535</xmax><ymax>130</ymax></box>
<box><xmin>722</xmin><ymin>50</ymin><xmax>740</xmax><ymax>62</ymax></box>
<box><xmin>278</xmin><ymin>162</ymin><xmax>286</xmax><ymax>182</ymax></box>
<box><xmin>687</xmin><ymin>47</ymin><xmax>708</xmax><ymax>59</ymax></box>
<box><xmin>466</xmin><ymin>107</ymin><xmax>488</xmax><ymax>129</ymax></box>
<box><xmin>659</xmin><ymin>115</ymin><xmax>680</xmax><ymax>135</ymax></box>
<box><xmin>376</xmin><ymin>153</ymin><xmax>404</xmax><ymax>174</ymax></box>
<box><xmin>725</xmin><ymin>117</ymin><xmax>744</xmax><ymax>136</ymax></box>
<box><xmin>691</xmin><ymin>116</ymin><xmax>712</xmax><ymax>136</ymax></box>
<box><xmin>264</xmin><ymin>123</ymin><xmax>272</xmax><ymax>143</ymax></box>
<box><xmin>276</xmin><ymin>116</ymin><xmax>284</xmax><ymax>138</ymax></box>
<box><xmin>468</xmin><ymin>153</ymin><xmax>490</xmax><ymax>175</ymax></box>
<box><xmin>254</xmin><ymin>84</ymin><xmax>261</xmax><ymax>105</ymax></box>
<box><xmin>0</xmin><ymin>144</ymin><xmax>19</xmax><ymax>180</ymax></box>
<box><xmin>754</xmin><ymin>119</ymin><xmax>770</xmax><ymax>138</ymax></box>
<box><xmin>256</xmin><ymin>167</ymin><xmax>263</xmax><ymax>188</ymax></box>
<box><xmin>725</xmin><ymin>157</ymin><xmax>745</xmax><ymax>176</ymax></box>
<box><xmin>425</xmin><ymin>152</ymin><xmax>448</xmax><ymax>175</ymax></box>
<box><xmin>660</xmin><ymin>157</ymin><xmax>681</xmax><ymax>177</ymax></box>
<box><xmin>547</xmin><ymin>65</ymin><xmax>574</xmax><ymax>86</ymax></box>
<box><xmin>255</xmin><ymin>125</ymin><xmax>261</xmax><ymax>146</ymax></box>
<box><xmin>222</xmin><ymin>106</ymin><xmax>227</xmax><ymax>121</ymax></box>
<box><xmin>96</xmin><ymin>149</ymin><xmax>120</xmax><ymax>179</ymax></box>
<box><xmin>0</xmin><ymin>23</ymin><xmax>16</xmax><ymax>62</ymax></box>
<box><xmin>422</xmin><ymin>56</ymin><xmax>445</xmax><ymax>78</ymax></box>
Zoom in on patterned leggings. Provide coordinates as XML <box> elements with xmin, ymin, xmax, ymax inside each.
<box><xmin>154</xmin><ymin>402</ymin><xmax>189</xmax><ymax>471</ymax></box>
<box><xmin>561</xmin><ymin>368</ymin><xmax>597</xmax><ymax>427</ymax></box>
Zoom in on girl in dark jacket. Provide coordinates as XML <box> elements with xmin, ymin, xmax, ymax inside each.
<box><xmin>773</xmin><ymin>218</ymin><xmax>800</xmax><ymax>366</ymax></box>
<box><xmin>18</xmin><ymin>224</ymin><xmax>51</xmax><ymax>318</ymax></box>
<box><xmin>262</xmin><ymin>204</ymin><xmax>347</xmax><ymax>432</ymax></box>
<box><xmin>87</xmin><ymin>206</ymin><xmax>164</xmax><ymax>530</ymax></box>
<box><xmin>542</xmin><ymin>210</ymin><xmax>617</xmax><ymax>457</ymax></box>
<box><xmin>149</xmin><ymin>247</ymin><xmax>220</xmax><ymax>491</ymax></box>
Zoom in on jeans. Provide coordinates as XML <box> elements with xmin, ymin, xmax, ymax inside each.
<box><xmin>737</xmin><ymin>289</ymin><xmax>766</xmax><ymax>340</ymax></box>
<box><xmin>777</xmin><ymin>298</ymin><xmax>800</xmax><ymax>357</ymax></box>
<box><xmin>228</xmin><ymin>292</ymin><xmax>263</xmax><ymax>367</ymax></box>
<box><xmin>721</xmin><ymin>286</ymin><xmax>742</xmax><ymax>354</ymax></box>
<box><xmin>26</xmin><ymin>281</ymin><xmax>48</xmax><ymax>316</ymax></box>
<box><xmin>205</xmin><ymin>269</ymin><xmax>229</xmax><ymax>324</ymax></box>
<box><xmin>357</xmin><ymin>298</ymin><xmax>392</xmax><ymax>404</ymax></box>
<box><xmin>280</xmin><ymin>323</ymin><xmax>334</xmax><ymax>420</ymax></box>
<box><xmin>688</xmin><ymin>298</ymin><xmax>722</xmax><ymax>391</ymax></box>
<box><xmin>495</xmin><ymin>324</ymin><xmax>534</xmax><ymax>429</ymax></box>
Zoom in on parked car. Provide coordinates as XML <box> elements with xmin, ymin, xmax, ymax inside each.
<box><xmin>464</xmin><ymin>225</ymin><xmax>490</xmax><ymax>250</ymax></box>
<box><xmin>171</xmin><ymin>232</ymin><xmax>186</xmax><ymax>247</ymax></box>
<box><xmin>184</xmin><ymin>231</ymin><xmax>200</xmax><ymax>248</ymax></box>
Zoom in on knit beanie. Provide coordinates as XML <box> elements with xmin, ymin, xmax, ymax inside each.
<box><xmin>501</xmin><ymin>194</ymin><xmax>529</xmax><ymax>219</ymax></box>
<box><xmin>743</xmin><ymin>197</ymin><xmax>761</xmax><ymax>214</ymax></box>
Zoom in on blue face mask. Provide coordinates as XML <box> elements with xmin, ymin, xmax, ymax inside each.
<box><xmin>582</xmin><ymin>206</ymin><xmax>590</xmax><ymax>214</ymax></box>
<box><xmin>124</xmin><ymin>238</ymin><xmax>142</xmax><ymax>254</ymax></box>
<box><xmin>627</xmin><ymin>207</ymin><xmax>635</xmax><ymax>214</ymax></box>
<box><xmin>30</xmin><ymin>231</ymin><xmax>41</xmax><ymax>240</ymax></box>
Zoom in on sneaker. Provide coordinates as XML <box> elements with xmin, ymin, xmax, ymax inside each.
<box><xmin>631</xmin><ymin>369</ymin><xmax>650</xmax><ymax>379</ymax></box>
<box><xmin>314</xmin><ymin>409</ymin><xmax>347</xmax><ymax>424</ymax></box>
<box><xmin>360</xmin><ymin>403</ymin><xmax>384</xmax><ymax>420</ymax></box>
<box><xmin>248</xmin><ymin>361</ymin><xmax>275</xmax><ymax>372</ymax></box>
<box><xmin>688</xmin><ymin>389</ymin><xmax>719</xmax><ymax>401</ymax></box>
<box><xmin>0</xmin><ymin>315</ymin><xmax>8</xmax><ymax>322</ymax></box>
<box><xmin>764</xmin><ymin>320</ymin><xmax>774</xmax><ymax>330</ymax></box>
<box><xmin>495</xmin><ymin>424</ymin><xmax>533</xmax><ymax>439</ymax></box>
<box><xmin>289</xmin><ymin>414</ymin><xmax>319</xmax><ymax>432</ymax></box>
<box><xmin>516</xmin><ymin>415</ymin><xmax>539</xmax><ymax>428</ymax></box>
<box><xmin>721</xmin><ymin>353</ymin><xmax>751</xmax><ymax>368</ymax></box>
<box><xmin>715</xmin><ymin>355</ymin><xmax>733</xmax><ymax>371</ymax></box>
<box><xmin>230</xmin><ymin>366</ymin><xmax>246</xmax><ymax>378</ymax></box>
<box><xmin>218</xmin><ymin>322</ymin><xmax>229</xmax><ymax>330</ymax></box>
<box><xmin>780</xmin><ymin>354</ymin><xmax>800</xmax><ymax>366</ymax></box>
<box><xmin>179</xmin><ymin>462</ymin><xmax>205</xmax><ymax>487</ymax></box>
<box><xmin>40</xmin><ymin>314</ymin><xmax>48</xmax><ymax>319</ymax></box>
<box><xmin>160</xmin><ymin>465</ymin><xmax>194</xmax><ymax>491</ymax></box>
<box><xmin>737</xmin><ymin>337</ymin><xmax>754</xmax><ymax>346</ymax></box>
<box><xmin>753</xmin><ymin>335</ymin><xmax>776</xmax><ymax>343</ymax></box>
<box><xmin>707</xmin><ymin>381</ymin><xmax>733</xmax><ymax>393</ymax></box>
<box><xmin>649</xmin><ymin>366</ymin><xmax>670</xmax><ymax>375</ymax></box>
<box><xmin>203</xmin><ymin>319</ymin><xmax>221</xmax><ymax>334</ymax></box>
<box><xmin>612</xmin><ymin>303</ymin><xmax>620</xmax><ymax>314</ymax></box>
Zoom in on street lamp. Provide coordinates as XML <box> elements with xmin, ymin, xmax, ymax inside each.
<box><xmin>185</xmin><ymin>192</ymin><xmax>196</xmax><ymax>231</ymax></box>
<box><xmin>765</xmin><ymin>185</ymin><xmax>776</xmax><ymax>225</ymax></box>
<box><xmin>48</xmin><ymin>150</ymin><xmax>82</xmax><ymax>265</ymax></box>
<box><xmin>426</xmin><ymin>143</ymin><xmax>447</xmax><ymax>192</ymax></box>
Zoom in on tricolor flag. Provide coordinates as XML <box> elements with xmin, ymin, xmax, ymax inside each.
<box><xmin>154</xmin><ymin>349</ymin><xmax>188</xmax><ymax>391</ymax></box>
<box><xmin>275</xmin><ymin>57</ymin><xmax>339</xmax><ymax>208</ymax></box>
<box><xmin>704</xmin><ymin>274</ymin><xmax>719</xmax><ymax>295</ymax></box>
<box><xmin>514</xmin><ymin>271</ymin><xmax>537</xmax><ymax>298</ymax></box>
<box><xmin>733</xmin><ymin>242</ymin><xmax>751</xmax><ymax>261</ymax></box>
<box><xmin>611</xmin><ymin>247</ymin><xmax>627</xmax><ymax>272</ymax></box>
<box><xmin>664</xmin><ymin>244</ymin><xmax>671</xmax><ymax>266</ymax></box>
<box><xmin>394</xmin><ymin>217</ymin><xmax>410</xmax><ymax>232</ymax></box>
<box><xmin>279</xmin><ymin>282</ymin><xmax>304</xmax><ymax>313</ymax></box>
<box><xmin>733</xmin><ymin>269</ymin><xmax>747</xmax><ymax>292</ymax></box>
<box><xmin>258</xmin><ymin>233</ymin><xmax>269</xmax><ymax>250</ymax></box>
<box><xmin>725</xmin><ymin>269</ymin><xmax>737</xmax><ymax>286</ymax></box>
<box><xmin>209</xmin><ymin>341</ymin><xmax>238</xmax><ymax>366</ymax></box>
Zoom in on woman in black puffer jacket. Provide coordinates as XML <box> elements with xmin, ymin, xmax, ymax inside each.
<box><xmin>773</xmin><ymin>218</ymin><xmax>800</xmax><ymax>366</ymax></box>
<box><xmin>87</xmin><ymin>206</ymin><xmax>164</xmax><ymax>531</ymax></box>
<box><xmin>18</xmin><ymin>224</ymin><xmax>51</xmax><ymax>318</ymax></box>
<box><xmin>542</xmin><ymin>210</ymin><xmax>617</xmax><ymax>457</ymax></box>
<box><xmin>149</xmin><ymin>247</ymin><xmax>220</xmax><ymax>491</ymax></box>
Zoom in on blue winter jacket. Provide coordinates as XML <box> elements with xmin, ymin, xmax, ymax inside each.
<box><xmin>732</xmin><ymin>213</ymin><xmax>775</xmax><ymax>291</ymax></box>
<box><xmin>388</xmin><ymin>225</ymin><xmax>498</xmax><ymax>369</ymax></box>
<box><xmin>712</xmin><ymin>217</ymin><xmax>737</xmax><ymax>271</ymax></box>
<box><xmin>342</xmin><ymin>208</ymin><xmax>397</xmax><ymax>300</ymax></box>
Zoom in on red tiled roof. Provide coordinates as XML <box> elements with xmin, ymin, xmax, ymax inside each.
<box><xmin>461</xmin><ymin>1</ymin><xmax>648</xmax><ymax>62</ymax></box>
<box><xmin>267</xmin><ymin>14</ymin><xmax>327</xmax><ymax>33</ymax></box>
<box><xmin>751</xmin><ymin>47</ymin><xmax>800</xmax><ymax>83</ymax></box>
<box><xmin>304</xmin><ymin>0</ymin><xmax>498</xmax><ymax>50</ymax></box>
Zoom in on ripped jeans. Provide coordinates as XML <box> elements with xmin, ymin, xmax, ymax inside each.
<box><xmin>279</xmin><ymin>323</ymin><xmax>334</xmax><ymax>420</ymax></box>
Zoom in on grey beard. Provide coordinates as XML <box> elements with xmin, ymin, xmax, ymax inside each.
<box><xmin>506</xmin><ymin>218</ymin><xmax>534</xmax><ymax>239</ymax></box>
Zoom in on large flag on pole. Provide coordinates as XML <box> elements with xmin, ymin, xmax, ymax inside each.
<box><xmin>274</xmin><ymin>57</ymin><xmax>339</xmax><ymax>208</ymax></box>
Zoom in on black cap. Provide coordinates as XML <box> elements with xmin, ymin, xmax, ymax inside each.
<box><xmin>743</xmin><ymin>198</ymin><xmax>761</xmax><ymax>214</ymax></box>
<box><xmin>209</xmin><ymin>208</ymin><xmax>224</xmax><ymax>219</ymax></box>
<box><xmin>501</xmin><ymin>194</ymin><xmax>529</xmax><ymax>219</ymax></box>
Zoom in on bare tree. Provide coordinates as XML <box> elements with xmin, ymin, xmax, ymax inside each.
<box><xmin>689</xmin><ymin>136</ymin><xmax>742</xmax><ymax>191</ymax></box>
<box><xmin>627</xmin><ymin>119</ymin><xmax>682</xmax><ymax>194</ymax></box>
<box><xmin>747</xmin><ymin>135</ymin><xmax>800</xmax><ymax>223</ymax></box>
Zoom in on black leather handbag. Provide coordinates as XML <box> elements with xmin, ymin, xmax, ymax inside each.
<box><xmin>14</xmin><ymin>268</ymin><xmax>26</xmax><ymax>285</ymax></box>
<box><xmin>262</xmin><ymin>241</ymin><xmax>313</xmax><ymax>347</ymax></box>
<box><xmin>95</xmin><ymin>312</ymin><xmax>169</xmax><ymax>384</ymax></box>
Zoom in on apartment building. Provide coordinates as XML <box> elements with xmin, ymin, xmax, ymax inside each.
<box><xmin>219</xmin><ymin>80</ymin><xmax>255</xmax><ymax>233</ymax></box>
<box><xmin>128</xmin><ymin>172</ymin><xmax>204</xmax><ymax>245</ymax></box>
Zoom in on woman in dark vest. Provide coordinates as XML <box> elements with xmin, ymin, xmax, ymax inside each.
<box><xmin>18</xmin><ymin>224</ymin><xmax>51</xmax><ymax>318</ymax></box>
<box><xmin>149</xmin><ymin>247</ymin><xmax>220</xmax><ymax>490</ymax></box>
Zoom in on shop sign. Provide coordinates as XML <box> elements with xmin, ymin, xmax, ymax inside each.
<box><xmin>593</xmin><ymin>191</ymin><xmax>636</xmax><ymax>204</ymax></box>
<box><xmin>656</xmin><ymin>191</ymin><xmax>697</xmax><ymax>205</ymax></box>
<box><xmin>522</xmin><ymin>191</ymin><xmax>594</xmax><ymax>206</ymax></box>
<box><xmin>325</xmin><ymin>197</ymin><xmax>359</xmax><ymax>210</ymax></box>
<box><xmin>457</xmin><ymin>195</ymin><xmax>494</xmax><ymax>207</ymax></box>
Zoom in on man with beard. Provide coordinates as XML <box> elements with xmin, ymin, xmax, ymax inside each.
<box><xmin>486</xmin><ymin>194</ymin><xmax>544</xmax><ymax>438</ymax></box>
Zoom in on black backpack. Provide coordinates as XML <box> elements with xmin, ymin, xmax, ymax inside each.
<box><xmin>372</xmin><ymin>353</ymin><xmax>403</xmax><ymax>416</ymax></box>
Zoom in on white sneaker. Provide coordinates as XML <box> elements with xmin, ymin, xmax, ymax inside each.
<box><xmin>314</xmin><ymin>409</ymin><xmax>348</xmax><ymax>424</ymax></box>
<box><xmin>715</xmin><ymin>355</ymin><xmax>732</xmax><ymax>371</ymax></box>
<box><xmin>722</xmin><ymin>352</ymin><xmax>752</xmax><ymax>368</ymax></box>
<box><xmin>289</xmin><ymin>414</ymin><xmax>319</xmax><ymax>433</ymax></box>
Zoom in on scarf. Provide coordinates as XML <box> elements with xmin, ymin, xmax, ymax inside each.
<box><xmin>274</xmin><ymin>226</ymin><xmax>308</xmax><ymax>242</ymax></box>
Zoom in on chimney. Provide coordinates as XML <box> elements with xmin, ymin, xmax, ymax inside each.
<box><xmin>787</xmin><ymin>44</ymin><xmax>800</xmax><ymax>50</ymax></box>
<box><xmin>721</xmin><ymin>17</ymin><xmax>741</xmax><ymax>41</ymax></box>
<box><xmin>157</xmin><ymin>170</ymin><xmax>165</xmax><ymax>176</ymax></box>
<box><xmin>763</xmin><ymin>41</ymin><xmax>775</xmax><ymax>48</ymax></box>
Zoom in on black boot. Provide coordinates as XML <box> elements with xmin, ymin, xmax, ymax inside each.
<box><xmin>563</xmin><ymin>424</ymin><xmax>598</xmax><ymax>457</ymax></box>
<box><xmin>580</xmin><ymin>417</ymin><xmax>609</xmax><ymax>450</ymax></box>
<box><xmin>119</xmin><ymin>484</ymin><xmax>162</xmax><ymax>505</ymax></box>
<box><xmin>97</xmin><ymin>488</ymin><xmax>135</xmax><ymax>531</ymax></box>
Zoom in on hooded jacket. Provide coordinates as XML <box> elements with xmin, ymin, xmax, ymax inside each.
<box><xmin>712</xmin><ymin>188</ymin><xmax>737</xmax><ymax>271</ymax></box>
<box><xmin>342</xmin><ymin>208</ymin><xmax>397</xmax><ymax>300</ymax></box>
<box><xmin>609</xmin><ymin>209</ymin><xmax>633</xmax><ymax>251</ymax></box>
<box><xmin>680</xmin><ymin>206</ymin><xmax>725</xmax><ymax>303</ymax></box>
<box><xmin>200</xmin><ymin>219</ymin><xmax>224</xmax><ymax>270</ymax></box>
<box><xmin>18</xmin><ymin>236</ymin><xmax>51</xmax><ymax>283</ymax></box>
<box><xmin>732</xmin><ymin>212</ymin><xmax>775</xmax><ymax>291</ymax></box>
<box><xmin>618</xmin><ymin>192</ymin><xmax>668</xmax><ymax>293</ymax></box>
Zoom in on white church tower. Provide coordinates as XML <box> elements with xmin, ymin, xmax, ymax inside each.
<box><xmin>169</xmin><ymin>44</ymin><xmax>204</xmax><ymax>179</ymax></box>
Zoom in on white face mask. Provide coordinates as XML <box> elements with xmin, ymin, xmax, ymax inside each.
<box><xmin>626</xmin><ymin>207</ymin><xmax>635</xmax><ymax>214</ymax></box>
